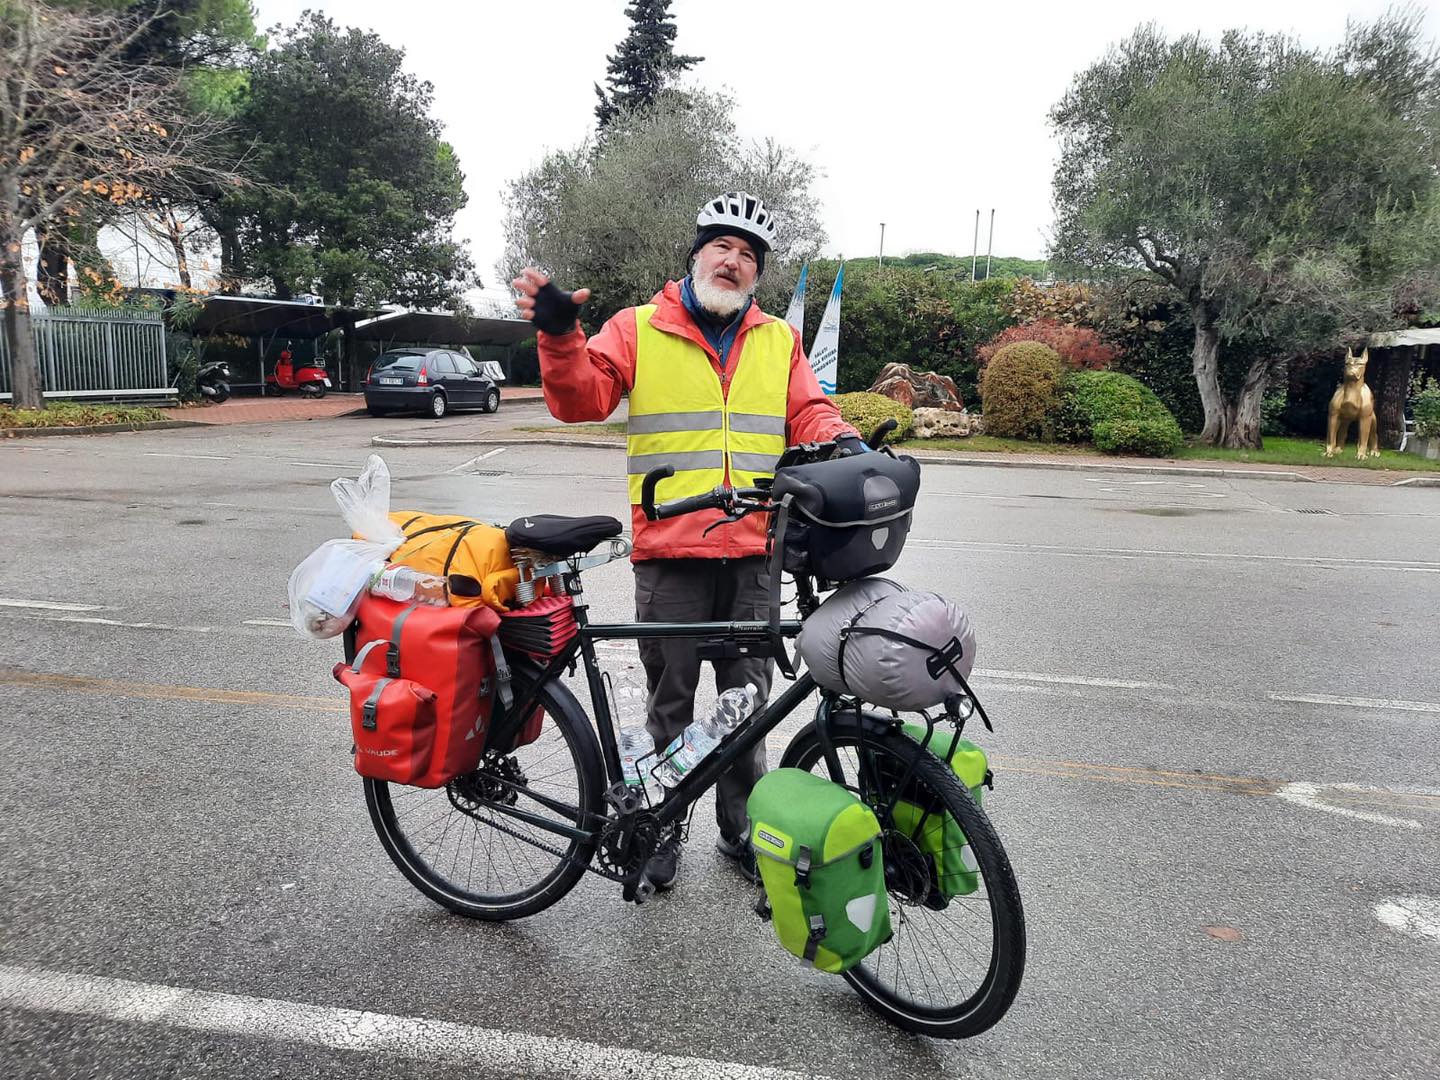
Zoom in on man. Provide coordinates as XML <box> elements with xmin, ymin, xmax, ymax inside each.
<box><xmin>512</xmin><ymin>191</ymin><xmax>864</xmax><ymax>890</ymax></box>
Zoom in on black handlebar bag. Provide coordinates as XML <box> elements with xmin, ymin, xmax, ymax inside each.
<box><xmin>769</xmin><ymin>451</ymin><xmax>921</xmax><ymax>584</ymax></box>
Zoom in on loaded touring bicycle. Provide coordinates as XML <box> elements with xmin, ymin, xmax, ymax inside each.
<box><xmin>345</xmin><ymin>423</ymin><xmax>1026</xmax><ymax>1039</ymax></box>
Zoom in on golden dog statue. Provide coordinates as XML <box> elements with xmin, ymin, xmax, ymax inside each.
<box><xmin>1325</xmin><ymin>348</ymin><xmax>1379</xmax><ymax>459</ymax></box>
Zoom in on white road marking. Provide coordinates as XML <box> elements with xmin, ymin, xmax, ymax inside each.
<box><xmin>203</xmin><ymin>501</ymin><xmax>334</xmax><ymax>516</ymax></box>
<box><xmin>144</xmin><ymin>452</ymin><xmax>229</xmax><ymax>461</ymax></box>
<box><xmin>1269</xmin><ymin>693</ymin><xmax>1440</xmax><ymax>715</ymax></box>
<box><xmin>973</xmin><ymin>668</ymin><xmax>1173</xmax><ymax>690</ymax></box>
<box><xmin>1374</xmin><ymin>896</ymin><xmax>1440</xmax><ymax>942</ymax></box>
<box><xmin>915</xmin><ymin>538</ymin><xmax>1440</xmax><ymax>572</ymax></box>
<box><xmin>1276</xmin><ymin>782</ymin><xmax>1425</xmax><ymax>830</ymax></box>
<box><xmin>243</xmin><ymin>619</ymin><xmax>293</xmax><ymax>628</ymax></box>
<box><xmin>446</xmin><ymin>447</ymin><xmax>510</xmax><ymax>473</ymax></box>
<box><xmin>287</xmin><ymin>461</ymin><xmax>360</xmax><ymax>470</ymax></box>
<box><xmin>0</xmin><ymin>612</ymin><xmax>212</xmax><ymax>633</ymax></box>
<box><xmin>0</xmin><ymin>965</ymin><xmax>829</xmax><ymax>1080</ymax></box>
<box><xmin>0</xmin><ymin>598</ymin><xmax>107</xmax><ymax>612</ymax></box>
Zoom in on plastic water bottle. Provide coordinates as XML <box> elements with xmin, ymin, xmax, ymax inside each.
<box><xmin>612</xmin><ymin>669</ymin><xmax>662</xmax><ymax>806</ymax></box>
<box><xmin>654</xmin><ymin>683</ymin><xmax>759</xmax><ymax>789</ymax></box>
<box><xmin>369</xmin><ymin>564</ymin><xmax>448</xmax><ymax>606</ymax></box>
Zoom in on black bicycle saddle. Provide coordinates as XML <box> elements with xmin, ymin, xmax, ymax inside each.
<box><xmin>506</xmin><ymin>514</ymin><xmax>624</xmax><ymax>557</ymax></box>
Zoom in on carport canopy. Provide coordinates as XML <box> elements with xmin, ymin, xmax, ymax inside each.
<box><xmin>351</xmin><ymin>310</ymin><xmax>535</xmax><ymax>347</ymax></box>
<box><xmin>189</xmin><ymin>295</ymin><xmax>388</xmax><ymax>339</ymax></box>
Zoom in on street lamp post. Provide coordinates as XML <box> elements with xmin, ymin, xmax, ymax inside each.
<box><xmin>878</xmin><ymin>222</ymin><xmax>886</xmax><ymax>270</ymax></box>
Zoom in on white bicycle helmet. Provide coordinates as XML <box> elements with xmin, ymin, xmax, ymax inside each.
<box><xmin>695</xmin><ymin>191</ymin><xmax>777</xmax><ymax>253</ymax></box>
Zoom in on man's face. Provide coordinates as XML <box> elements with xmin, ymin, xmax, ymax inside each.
<box><xmin>693</xmin><ymin>234</ymin><xmax>759</xmax><ymax>297</ymax></box>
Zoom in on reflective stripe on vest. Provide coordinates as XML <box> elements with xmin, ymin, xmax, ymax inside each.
<box><xmin>627</xmin><ymin>305</ymin><xmax>791</xmax><ymax>503</ymax></box>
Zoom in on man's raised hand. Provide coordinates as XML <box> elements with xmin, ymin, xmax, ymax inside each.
<box><xmin>511</xmin><ymin>268</ymin><xmax>591</xmax><ymax>335</ymax></box>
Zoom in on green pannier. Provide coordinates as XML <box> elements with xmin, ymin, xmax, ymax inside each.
<box><xmin>891</xmin><ymin>723</ymin><xmax>989</xmax><ymax>900</ymax></box>
<box><xmin>748</xmin><ymin>768</ymin><xmax>892</xmax><ymax>974</ymax></box>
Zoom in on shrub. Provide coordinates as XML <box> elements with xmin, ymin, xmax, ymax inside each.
<box><xmin>833</xmin><ymin>391</ymin><xmax>913</xmax><ymax>443</ymax></box>
<box><xmin>1414</xmin><ymin>378</ymin><xmax>1440</xmax><ymax>439</ymax></box>
<box><xmin>1092</xmin><ymin>417</ymin><xmax>1184</xmax><ymax>457</ymax></box>
<box><xmin>977</xmin><ymin>319</ymin><xmax>1119</xmax><ymax>371</ymax></box>
<box><xmin>1261</xmin><ymin>388</ymin><xmax>1288</xmax><ymax>436</ymax></box>
<box><xmin>1004</xmin><ymin>278</ymin><xmax>1095</xmax><ymax>326</ymax></box>
<box><xmin>978</xmin><ymin>342</ymin><xmax>1064</xmax><ymax>440</ymax></box>
<box><xmin>1055</xmin><ymin>369</ymin><xmax>1185</xmax><ymax>455</ymax></box>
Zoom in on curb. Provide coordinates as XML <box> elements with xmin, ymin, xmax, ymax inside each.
<box><xmin>368</xmin><ymin>432</ymin><xmax>1440</xmax><ymax>488</ymax></box>
<box><xmin>2</xmin><ymin>420</ymin><xmax>203</xmax><ymax>438</ymax></box>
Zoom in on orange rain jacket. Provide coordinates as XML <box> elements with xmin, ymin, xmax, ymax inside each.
<box><xmin>538</xmin><ymin>280</ymin><xmax>856</xmax><ymax>560</ymax></box>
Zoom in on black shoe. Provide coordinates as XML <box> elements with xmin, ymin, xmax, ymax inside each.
<box><xmin>645</xmin><ymin>834</ymin><xmax>680</xmax><ymax>891</ymax></box>
<box><xmin>716</xmin><ymin>832</ymin><xmax>760</xmax><ymax>884</ymax></box>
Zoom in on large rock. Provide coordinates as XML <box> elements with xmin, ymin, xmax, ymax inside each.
<box><xmin>913</xmin><ymin>408</ymin><xmax>984</xmax><ymax>439</ymax></box>
<box><xmin>868</xmin><ymin>363</ymin><xmax>964</xmax><ymax>412</ymax></box>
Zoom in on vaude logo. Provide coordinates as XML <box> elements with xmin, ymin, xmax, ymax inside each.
<box><xmin>359</xmin><ymin>746</ymin><xmax>400</xmax><ymax>758</ymax></box>
<box><xmin>757</xmin><ymin>829</ymin><xmax>785</xmax><ymax>849</ymax></box>
<box><xmin>866</xmin><ymin>497</ymin><xmax>898</xmax><ymax>513</ymax></box>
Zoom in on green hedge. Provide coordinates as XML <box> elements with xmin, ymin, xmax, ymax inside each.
<box><xmin>978</xmin><ymin>342</ymin><xmax>1064</xmax><ymax>440</ymax></box>
<box><xmin>833</xmin><ymin>392</ymin><xmax>913</xmax><ymax>443</ymax></box>
<box><xmin>1055</xmin><ymin>370</ymin><xmax>1183</xmax><ymax>455</ymax></box>
<box><xmin>1413</xmin><ymin>378</ymin><xmax>1440</xmax><ymax>440</ymax></box>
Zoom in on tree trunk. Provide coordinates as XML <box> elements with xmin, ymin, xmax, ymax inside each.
<box><xmin>1192</xmin><ymin>306</ymin><xmax>1227</xmax><ymax>444</ymax></box>
<box><xmin>1</xmin><ymin>178</ymin><xmax>44</xmax><ymax>410</ymax></box>
<box><xmin>217</xmin><ymin>228</ymin><xmax>240</xmax><ymax>294</ymax></box>
<box><xmin>1226</xmin><ymin>357</ymin><xmax>1271</xmax><ymax>450</ymax></box>
<box><xmin>1373</xmin><ymin>348</ymin><xmax>1412</xmax><ymax>450</ymax></box>
<box><xmin>34</xmin><ymin>228</ymin><xmax>69</xmax><ymax>307</ymax></box>
<box><xmin>165</xmin><ymin>217</ymin><xmax>192</xmax><ymax>291</ymax></box>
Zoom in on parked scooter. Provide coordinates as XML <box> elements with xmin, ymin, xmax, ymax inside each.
<box><xmin>197</xmin><ymin>359</ymin><xmax>232</xmax><ymax>404</ymax></box>
<box><xmin>266</xmin><ymin>342</ymin><xmax>332</xmax><ymax>398</ymax></box>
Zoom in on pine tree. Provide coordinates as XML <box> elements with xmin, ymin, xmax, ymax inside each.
<box><xmin>594</xmin><ymin>0</ymin><xmax>702</xmax><ymax>128</ymax></box>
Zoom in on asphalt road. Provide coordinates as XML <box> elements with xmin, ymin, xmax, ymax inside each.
<box><xmin>1</xmin><ymin>406</ymin><xmax>1437</xmax><ymax>1080</ymax></box>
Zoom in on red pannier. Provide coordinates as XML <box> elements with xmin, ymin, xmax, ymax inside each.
<box><xmin>336</xmin><ymin>596</ymin><xmax>505</xmax><ymax>787</ymax></box>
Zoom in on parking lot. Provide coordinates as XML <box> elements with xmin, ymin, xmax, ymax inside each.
<box><xmin>1</xmin><ymin>413</ymin><xmax>1437</xmax><ymax>1079</ymax></box>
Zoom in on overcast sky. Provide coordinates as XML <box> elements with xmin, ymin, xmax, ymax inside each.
<box><xmin>247</xmin><ymin>1</ymin><xmax>1436</xmax><ymax>298</ymax></box>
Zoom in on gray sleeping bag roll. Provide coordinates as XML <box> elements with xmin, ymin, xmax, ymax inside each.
<box><xmin>798</xmin><ymin>578</ymin><xmax>977</xmax><ymax>712</ymax></box>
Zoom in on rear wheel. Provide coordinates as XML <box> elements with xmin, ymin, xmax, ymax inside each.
<box><xmin>781</xmin><ymin>710</ymin><xmax>1025</xmax><ymax>1039</ymax></box>
<box><xmin>429</xmin><ymin>391</ymin><xmax>448</xmax><ymax>418</ymax></box>
<box><xmin>301</xmin><ymin>382</ymin><xmax>324</xmax><ymax>399</ymax></box>
<box><xmin>365</xmin><ymin>666</ymin><xmax>605</xmax><ymax>920</ymax></box>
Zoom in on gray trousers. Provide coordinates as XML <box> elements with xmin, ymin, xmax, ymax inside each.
<box><xmin>634</xmin><ymin>557</ymin><xmax>773</xmax><ymax>840</ymax></box>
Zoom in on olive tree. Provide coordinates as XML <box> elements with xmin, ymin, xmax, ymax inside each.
<box><xmin>1049</xmin><ymin>13</ymin><xmax>1440</xmax><ymax>447</ymax></box>
<box><xmin>502</xmin><ymin>90</ymin><xmax>825</xmax><ymax>328</ymax></box>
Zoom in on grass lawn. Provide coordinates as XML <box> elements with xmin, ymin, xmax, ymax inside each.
<box><xmin>519</xmin><ymin>424</ymin><xmax>1439</xmax><ymax>473</ymax></box>
<box><xmin>1172</xmin><ymin>436</ymin><xmax>1440</xmax><ymax>472</ymax></box>
<box><xmin>0</xmin><ymin>403</ymin><xmax>169</xmax><ymax>429</ymax></box>
<box><xmin>896</xmin><ymin>434</ymin><xmax>1092</xmax><ymax>455</ymax></box>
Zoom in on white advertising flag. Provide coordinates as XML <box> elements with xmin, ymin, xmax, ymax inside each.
<box><xmin>808</xmin><ymin>263</ymin><xmax>843</xmax><ymax>395</ymax></box>
<box><xmin>784</xmin><ymin>263</ymin><xmax>808</xmax><ymax>335</ymax></box>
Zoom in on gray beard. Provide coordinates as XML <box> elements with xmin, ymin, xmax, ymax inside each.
<box><xmin>692</xmin><ymin>274</ymin><xmax>752</xmax><ymax>318</ymax></box>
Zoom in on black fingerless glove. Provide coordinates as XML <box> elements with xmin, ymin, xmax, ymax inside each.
<box><xmin>531</xmin><ymin>281</ymin><xmax>585</xmax><ymax>335</ymax></box>
<box><xmin>835</xmin><ymin>434</ymin><xmax>873</xmax><ymax>457</ymax></box>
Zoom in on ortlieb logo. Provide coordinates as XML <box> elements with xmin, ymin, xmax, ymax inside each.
<box><xmin>757</xmin><ymin>829</ymin><xmax>785</xmax><ymax>849</ymax></box>
<box><xmin>866</xmin><ymin>497</ymin><xmax>898</xmax><ymax>513</ymax></box>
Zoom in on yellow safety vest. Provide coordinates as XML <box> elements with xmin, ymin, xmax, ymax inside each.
<box><xmin>627</xmin><ymin>305</ymin><xmax>791</xmax><ymax>505</ymax></box>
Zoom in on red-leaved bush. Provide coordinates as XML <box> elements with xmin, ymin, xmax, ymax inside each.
<box><xmin>977</xmin><ymin>320</ymin><xmax>1119</xmax><ymax>371</ymax></box>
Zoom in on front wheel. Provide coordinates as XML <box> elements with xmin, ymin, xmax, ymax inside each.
<box><xmin>781</xmin><ymin>710</ymin><xmax>1025</xmax><ymax>1039</ymax></box>
<box><xmin>482</xmin><ymin>388</ymin><xmax>500</xmax><ymax>413</ymax></box>
<box><xmin>364</xmin><ymin>664</ymin><xmax>605</xmax><ymax>920</ymax></box>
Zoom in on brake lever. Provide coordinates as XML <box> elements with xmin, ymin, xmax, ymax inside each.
<box><xmin>702</xmin><ymin>513</ymin><xmax>745</xmax><ymax>537</ymax></box>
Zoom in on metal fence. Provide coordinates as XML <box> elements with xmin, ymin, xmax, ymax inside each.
<box><xmin>0</xmin><ymin>307</ymin><xmax>169</xmax><ymax>401</ymax></box>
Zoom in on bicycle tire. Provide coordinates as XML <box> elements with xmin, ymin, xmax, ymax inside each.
<box><xmin>365</xmin><ymin>665</ymin><xmax>605</xmax><ymax>920</ymax></box>
<box><xmin>780</xmin><ymin>713</ymin><xmax>1025</xmax><ymax>1039</ymax></box>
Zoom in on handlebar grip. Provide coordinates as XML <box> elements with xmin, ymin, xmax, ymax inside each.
<box><xmin>654</xmin><ymin>489</ymin><xmax>724</xmax><ymax>520</ymax></box>
<box><xmin>640</xmin><ymin>465</ymin><xmax>675</xmax><ymax>521</ymax></box>
<box><xmin>867</xmin><ymin>419</ymin><xmax>898</xmax><ymax>449</ymax></box>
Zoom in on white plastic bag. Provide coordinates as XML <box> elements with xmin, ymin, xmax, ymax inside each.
<box><xmin>288</xmin><ymin>455</ymin><xmax>406</xmax><ymax>638</ymax></box>
<box><xmin>330</xmin><ymin>454</ymin><xmax>405</xmax><ymax>550</ymax></box>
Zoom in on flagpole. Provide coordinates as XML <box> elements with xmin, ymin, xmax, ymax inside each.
<box><xmin>971</xmin><ymin>210</ymin><xmax>980</xmax><ymax>282</ymax></box>
<box><xmin>985</xmin><ymin>209</ymin><xmax>995</xmax><ymax>281</ymax></box>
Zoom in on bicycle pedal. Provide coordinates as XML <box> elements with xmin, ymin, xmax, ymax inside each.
<box><xmin>632</xmin><ymin>874</ymin><xmax>656</xmax><ymax>905</ymax></box>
